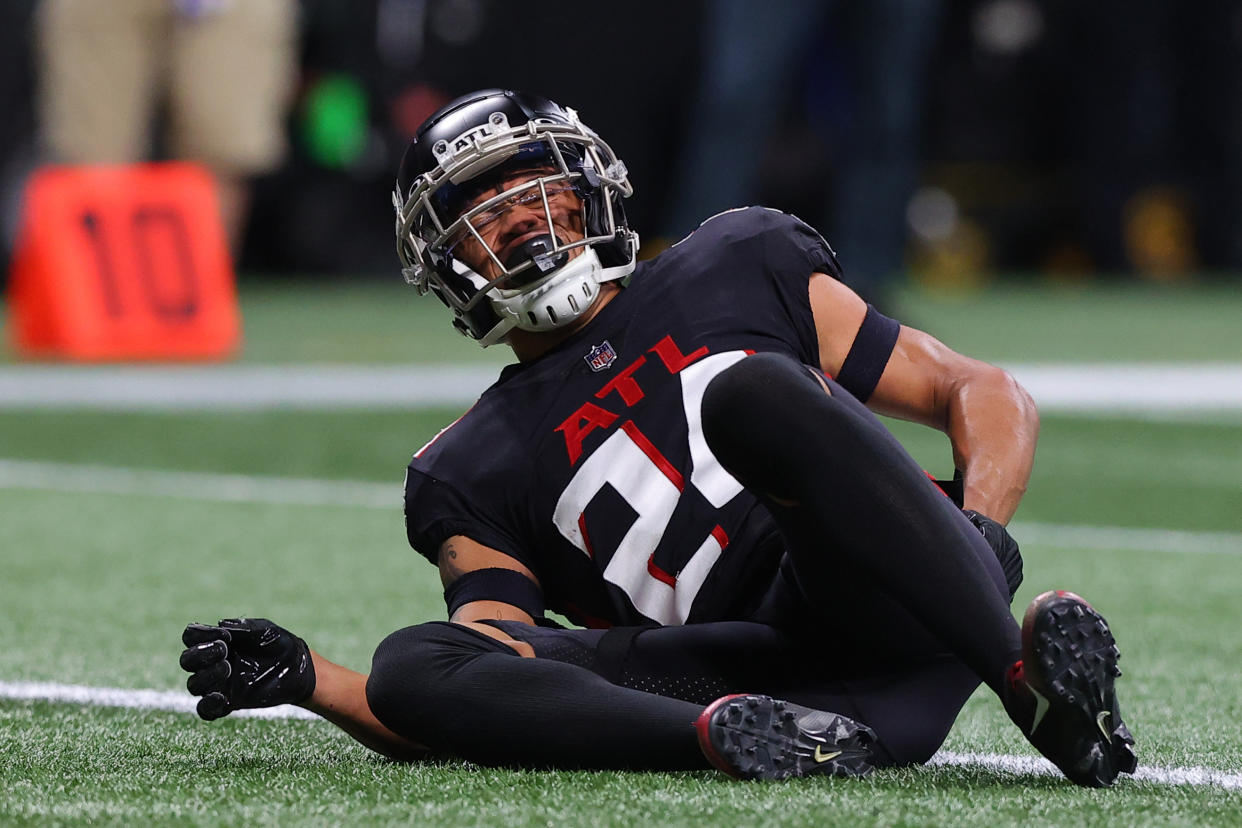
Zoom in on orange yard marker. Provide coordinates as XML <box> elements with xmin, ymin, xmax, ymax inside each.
<box><xmin>7</xmin><ymin>162</ymin><xmax>241</xmax><ymax>360</ymax></box>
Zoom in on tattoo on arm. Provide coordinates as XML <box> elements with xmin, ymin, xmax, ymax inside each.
<box><xmin>438</xmin><ymin>535</ymin><xmax>539</xmax><ymax>590</ymax></box>
<box><xmin>439</xmin><ymin>542</ymin><xmax>466</xmax><ymax>583</ymax></box>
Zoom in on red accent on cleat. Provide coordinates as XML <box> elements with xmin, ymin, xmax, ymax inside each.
<box><xmin>1007</xmin><ymin>660</ymin><xmax>1025</xmax><ymax>692</ymax></box>
<box><xmin>696</xmin><ymin>694</ymin><xmax>750</xmax><ymax>779</ymax></box>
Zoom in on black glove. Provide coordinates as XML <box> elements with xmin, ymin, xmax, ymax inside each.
<box><xmin>179</xmin><ymin>618</ymin><xmax>316</xmax><ymax>721</ymax></box>
<box><xmin>962</xmin><ymin>510</ymin><xmax>1024</xmax><ymax>601</ymax></box>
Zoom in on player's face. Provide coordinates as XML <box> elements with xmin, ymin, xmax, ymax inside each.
<box><xmin>449</xmin><ymin>166</ymin><xmax>586</xmax><ymax>283</ymax></box>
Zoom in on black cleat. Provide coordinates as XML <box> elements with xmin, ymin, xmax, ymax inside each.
<box><xmin>695</xmin><ymin>694</ymin><xmax>876</xmax><ymax>780</ymax></box>
<box><xmin>1005</xmin><ymin>590</ymin><xmax>1138</xmax><ymax>787</ymax></box>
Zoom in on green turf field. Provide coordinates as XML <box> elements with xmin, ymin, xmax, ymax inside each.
<box><xmin>9</xmin><ymin>278</ymin><xmax>1241</xmax><ymax>365</ymax></box>
<box><xmin>1</xmin><ymin>282</ymin><xmax>1240</xmax><ymax>825</ymax></box>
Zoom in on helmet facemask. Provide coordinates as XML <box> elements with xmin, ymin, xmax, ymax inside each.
<box><xmin>394</xmin><ymin>108</ymin><xmax>638</xmax><ymax>346</ymax></box>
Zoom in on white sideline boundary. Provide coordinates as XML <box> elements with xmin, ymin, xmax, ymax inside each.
<box><xmin>1</xmin><ymin>459</ymin><xmax>1239</xmax><ymax>554</ymax></box>
<box><xmin>0</xmin><ymin>679</ymin><xmax>1238</xmax><ymax>791</ymax></box>
<box><xmin>1</xmin><ymin>362</ymin><xmax>1242</xmax><ymax>417</ymax></box>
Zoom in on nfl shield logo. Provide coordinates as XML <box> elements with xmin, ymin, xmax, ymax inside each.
<box><xmin>584</xmin><ymin>340</ymin><xmax>617</xmax><ymax>372</ymax></box>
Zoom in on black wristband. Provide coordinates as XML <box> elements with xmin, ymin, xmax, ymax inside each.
<box><xmin>444</xmin><ymin>568</ymin><xmax>545</xmax><ymax>618</ymax></box>
<box><xmin>835</xmin><ymin>304</ymin><xmax>900</xmax><ymax>402</ymax></box>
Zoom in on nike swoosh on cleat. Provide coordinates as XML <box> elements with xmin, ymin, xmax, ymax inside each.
<box><xmin>1029</xmin><ymin>685</ymin><xmax>1052</xmax><ymax>735</ymax></box>
<box><xmin>813</xmin><ymin>745</ymin><xmax>842</xmax><ymax>763</ymax></box>
<box><xmin>1097</xmin><ymin>710</ymin><xmax>1112</xmax><ymax>739</ymax></box>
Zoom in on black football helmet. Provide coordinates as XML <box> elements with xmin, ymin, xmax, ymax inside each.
<box><xmin>393</xmin><ymin>89</ymin><xmax>638</xmax><ymax>345</ymax></box>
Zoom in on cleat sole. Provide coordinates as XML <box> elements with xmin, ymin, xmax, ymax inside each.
<box><xmin>696</xmin><ymin>694</ymin><xmax>876</xmax><ymax>781</ymax></box>
<box><xmin>1022</xmin><ymin>591</ymin><xmax>1138</xmax><ymax>786</ymax></box>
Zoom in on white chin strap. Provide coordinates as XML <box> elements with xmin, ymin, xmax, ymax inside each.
<box><xmin>476</xmin><ymin>247</ymin><xmax>634</xmax><ymax>347</ymax></box>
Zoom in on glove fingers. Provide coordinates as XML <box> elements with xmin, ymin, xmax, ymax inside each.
<box><xmin>179</xmin><ymin>639</ymin><xmax>228</xmax><ymax>672</ymax></box>
<box><xmin>186</xmin><ymin>658</ymin><xmax>232</xmax><ymax>696</ymax></box>
<box><xmin>183</xmin><ymin>623</ymin><xmax>232</xmax><ymax>647</ymax></box>
<box><xmin>217</xmin><ymin>618</ymin><xmax>272</xmax><ymax>644</ymax></box>
<box><xmin>196</xmin><ymin>692</ymin><xmax>232</xmax><ymax>721</ymax></box>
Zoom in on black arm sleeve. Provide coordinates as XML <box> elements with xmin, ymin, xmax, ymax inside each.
<box><xmin>444</xmin><ymin>568</ymin><xmax>546</xmax><ymax>618</ymax></box>
<box><xmin>834</xmin><ymin>304</ymin><xmax>900</xmax><ymax>403</ymax></box>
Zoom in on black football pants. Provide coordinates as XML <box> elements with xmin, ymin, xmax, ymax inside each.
<box><xmin>699</xmin><ymin>351</ymin><xmax>1023</xmax><ymax>691</ymax></box>
<box><xmin>367</xmin><ymin>352</ymin><xmax>1022</xmax><ymax>769</ymax></box>
<box><xmin>367</xmin><ymin>617</ymin><xmax>982</xmax><ymax>769</ymax></box>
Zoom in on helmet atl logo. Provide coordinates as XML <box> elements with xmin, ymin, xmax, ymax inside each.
<box><xmin>584</xmin><ymin>340</ymin><xmax>617</xmax><ymax>372</ymax></box>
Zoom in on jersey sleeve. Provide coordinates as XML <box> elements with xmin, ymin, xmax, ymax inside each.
<box><xmin>758</xmin><ymin>208</ymin><xmax>844</xmax><ymax>365</ymax></box>
<box><xmin>403</xmin><ymin>410</ymin><xmax>538</xmax><ymax>572</ymax></box>
<box><xmin>752</xmin><ymin>211</ymin><xmax>900</xmax><ymax>401</ymax></box>
<box><xmin>687</xmin><ymin>207</ymin><xmax>843</xmax><ymax>366</ymax></box>
<box><xmin>688</xmin><ymin>207</ymin><xmax>897</xmax><ymax>399</ymax></box>
<box><xmin>755</xmin><ymin>207</ymin><xmax>844</xmax><ymax>280</ymax></box>
<box><xmin>404</xmin><ymin>468</ymin><xmax>529</xmax><ymax>566</ymax></box>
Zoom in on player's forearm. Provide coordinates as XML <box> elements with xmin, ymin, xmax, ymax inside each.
<box><xmin>945</xmin><ymin>365</ymin><xmax>1039</xmax><ymax>524</ymax></box>
<box><xmin>301</xmin><ymin>652</ymin><xmax>430</xmax><ymax>762</ymax></box>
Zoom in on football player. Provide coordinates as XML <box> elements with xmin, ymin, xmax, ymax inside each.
<box><xmin>181</xmin><ymin>90</ymin><xmax>1136</xmax><ymax>785</ymax></box>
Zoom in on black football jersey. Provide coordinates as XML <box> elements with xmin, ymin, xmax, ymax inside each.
<box><xmin>405</xmin><ymin>207</ymin><xmax>866</xmax><ymax>628</ymax></box>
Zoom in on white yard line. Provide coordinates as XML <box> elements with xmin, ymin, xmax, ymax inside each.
<box><xmin>1012</xmin><ymin>522</ymin><xmax>1242</xmax><ymax>556</ymax></box>
<box><xmin>0</xmin><ymin>680</ymin><xmax>316</xmax><ymax>720</ymax></box>
<box><xmin>928</xmin><ymin>750</ymin><xmax>1242</xmax><ymax>791</ymax></box>
<box><xmin>1005</xmin><ymin>363</ymin><xmax>1242</xmax><ymax>413</ymax></box>
<box><xmin>0</xmin><ymin>679</ymin><xmax>1237</xmax><ymax>790</ymax></box>
<box><xmin>1</xmin><ymin>459</ymin><xmax>1238</xmax><ymax>553</ymax></box>
<box><xmin>1</xmin><ymin>362</ymin><xmax>1241</xmax><ymax>415</ymax></box>
<box><xmin>0</xmin><ymin>459</ymin><xmax>398</xmax><ymax>509</ymax></box>
<box><xmin>0</xmin><ymin>364</ymin><xmax>502</xmax><ymax>410</ymax></box>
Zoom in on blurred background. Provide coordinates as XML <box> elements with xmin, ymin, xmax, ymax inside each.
<box><xmin>2</xmin><ymin>0</ymin><xmax>1241</xmax><ymax>301</ymax></box>
<box><xmin>1</xmin><ymin>7</ymin><xmax>1240</xmax><ymax>818</ymax></box>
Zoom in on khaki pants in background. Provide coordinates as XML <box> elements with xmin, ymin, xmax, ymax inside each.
<box><xmin>36</xmin><ymin>0</ymin><xmax>298</xmax><ymax>177</ymax></box>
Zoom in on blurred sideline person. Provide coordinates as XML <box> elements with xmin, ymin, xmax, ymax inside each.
<box><xmin>35</xmin><ymin>0</ymin><xmax>298</xmax><ymax>253</ymax></box>
<box><xmin>663</xmin><ymin>0</ymin><xmax>941</xmax><ymax>304</ymax></box>
<box><xmin>180</xmin><ymin>91</ymin><xmax>1137</xmax><ymax>786</ymax></box>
